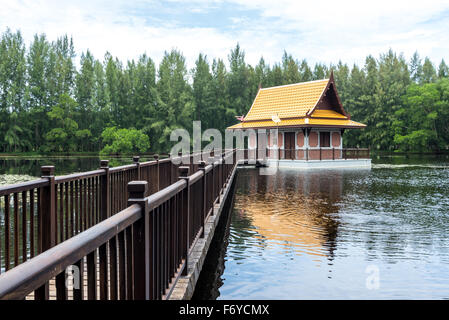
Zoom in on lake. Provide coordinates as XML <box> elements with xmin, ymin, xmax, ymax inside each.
<box><xmin>193</xmin><ymin>154</ymin><xmax>449</xmax><ymax>300</ymax></box>
<box><xmin>0</xmin><ymin>155</ymin><xmax>155</xmax><ymax>186</ymax></box>
<box><xmin>1</xmin><ymin>154</ymin><xmax>449</xmax><ymax>299</ymax></box>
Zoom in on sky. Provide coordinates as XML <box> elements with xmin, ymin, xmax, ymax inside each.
<box><xmin>1</xmin><ymin>0</ymin><xmax>449</xmax><ymax>69</ymax></box>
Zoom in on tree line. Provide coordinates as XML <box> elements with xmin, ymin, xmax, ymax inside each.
<box><xmin>0</xmin><ymin>28</ymin><xmax>448</xmax><ymax>154</ymax></box>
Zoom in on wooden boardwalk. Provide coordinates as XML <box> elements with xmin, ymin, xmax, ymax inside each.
<box><xmin>0</xmin><ymin>151</ymin><xmax>237</xmax><ymax>300</ymax></box>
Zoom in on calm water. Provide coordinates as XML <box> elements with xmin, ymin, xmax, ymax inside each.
<box><xmin>0</xmin><ymin>155</ymin><xmax>155</xmax><ymax>178</ymax></box>
<box><xmin>194</xmin><ymin>155</ymin><xmax>449</xmax><ymax>300</ymax></box>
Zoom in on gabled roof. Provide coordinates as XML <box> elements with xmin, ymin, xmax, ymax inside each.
<box><xmin>244</xmin><ymin>79</ymin><xmax>329</xmax><ymax>121</ymax></box>
<box><xmin>227</xmin><ymin>71</ymin><xmax>366</xmax><ymax>130</ymax></box>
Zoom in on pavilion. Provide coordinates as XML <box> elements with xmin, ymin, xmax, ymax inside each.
<box><xmin>227</xmin><ymin>71</ymin><xmax>371</xmax><ymax>168</ymax></box>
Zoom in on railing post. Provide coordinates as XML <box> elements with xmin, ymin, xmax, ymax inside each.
<box><xmin>208</xmin><ymin>157</ymin><xmax>215</xmax><ymax>209</ymax></box>
<box><xmin>35</xmin><ymin>165</ymin><xmax>56</xmax><ymax>300</ymax></box>
<box><xmin>133</xmin><ymin>156</ymin><xmax>141</xmax><ymax>180</ymax></box>
<box><xmin>40</xmin><ymin>166</ymin><xmax>56</xmax><ymax>250</ymax></box>
<box><xmin>127</xmin><ymin>181</ymin><xmax>150</xmax><ymax>300</ymax></box>
<box><xmin>306</xmin><ymin>148</ymin><xmax>309</xmax><ymax>161</ymax></box>
<box><xmin>178</xmin><ymin>166</ymin><xmax>190</xmax><ymax>276</ymax></box>
<box><xmin>221</xmin><ymin>154</ymin><xmax>225</xmax><ymax>194</ymax></box>
<box><xmin>178</xmin><ymin>151</ymin><xmax>183</xmax><ymax>166</ymax></box>
<box><xmin>333</xmin><ymin>148</ymin><xmax>335</xmax><ymax>160</ymax></box>
<box><xmin>320</xmin><ymin>147</ymin><xmax>322</xmax><ymax>161</ymax></box>
<box><xmin>198</xmin><ymin>161</ymin><xmax>206</xmax><ymax>238</ymax></box>
<box><xmin>154</xmin><ymin>154</ymin><xmax>160</xmax><ymax>191</ymax></box>
<box><xmin>100</xmin><ymin>160</ymin><xmax>110</xmax><ymax>220</ymax></box>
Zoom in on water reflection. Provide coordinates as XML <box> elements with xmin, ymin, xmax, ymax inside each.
<box><xmin>0</xmin><ymin>155</ymin><xmax>154</xmax><ymax>178</ymax></box>
<box><xmin>232</xmin><ymin>169</ymin><xmax>344</xmax><ymax>260</ymax></box>
<box><xmin>194</xmin><ymin>159</ymin><xmax>449</xmax><ymax>299</ymax></box>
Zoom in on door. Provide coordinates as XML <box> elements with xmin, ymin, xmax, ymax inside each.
<box><xmin>284</xmin><ymin>132</ymin><xmax>295</xmax><ymax>159</ymax></box>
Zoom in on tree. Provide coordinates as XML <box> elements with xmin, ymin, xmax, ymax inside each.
<box><xmin>156</xmin><ymin>49</ymin><xmax>193</xmax><ymax>151</ymax></box>
<box><xmin>75</xmin><ymin>50</ymin><xmax>95</xmax><ymax>150</ymax></box>
<box><xmin>193</xmin><ymin>53</ymin><xmax>213</xmax><ymax>124</ymax></box>
<box><xmin>104</xmin><ymin>52</ymin><xmax>121</xmax><ymax>126</ymax></box>
<box><xmin>227</xmin><ymin>44</ymin><xmax>250</xmax><ymax>116</ymax></box>
<box><xmin>100</xmin><ymin>127</ymin><xmax>150</xmax><ymax>155</ymax></box>
<box><xmin>44</xmin><ymin>94</ymin><xmax>80</xmax><ymax>152</ymax></box>
<box><xmin>410</xmin><ymin>51</ymin><xmax>423</xmax><ymax>83</ymax></box>
<box><xmin>267</xmin><ymin>63</ymin><xmax>283</xmax><ymax>87</ymax></box>
<box><xmin>254</xmin><ymin>57</ymin><xmax>270</xmax><ymax>88</ymax></box>
<box><xmin>393</xmin><ymin>82</ymin><xmax>442</xmax><ymax>151</ymax></box>
<box><xmin>211</xmin><ymin>58</ymin><xmax>229</xmax><ymax>132</ymax></box>
<box><xmin>282</xmin><ymin>51</ymin><xmax>301</xmax><ymax>84</ymax></box>
<box><xmin>299</xmin><ymin>59</ymin><xmax>312</xmax><ymax>82</ymax></box>
<box><xmin>27</xmin><ymin>34</ymin><xmax>53</xmax><ymax>150</ymax></box>
<box><xmin>422</xmin><ymin>57</ymin><xmax>437</xmax><ymax>83</ymax></box>
<box><xmin>438</xmin><ymin>59</ymin><xmax>449</xmax><ymax>78</ymax></box>
<box><xmin>313</xmin><ymin>63</ymin><xmax>328</xmax><ymax>80</ymax></box>
<box><xmin>0</xmin><ymin>29</ymin><xmax>28</xmax><ymax>152</ymax></box>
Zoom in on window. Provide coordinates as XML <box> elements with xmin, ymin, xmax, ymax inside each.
<box><xmin>320</xmin><ymin>132</ymin><xmax>330</xmax><ymax>147</ymax></box>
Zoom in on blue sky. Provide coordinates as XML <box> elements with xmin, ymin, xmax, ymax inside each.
<box><xmin>1</xmin><ymin>0</ymin><xmax>449</xmax><ymax>69</ymax></box>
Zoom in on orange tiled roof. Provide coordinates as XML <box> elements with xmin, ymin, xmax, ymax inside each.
<box><xmin>244</xmin><ymin>79</ymin><xmax>329</xmax><ymax>121</ymax></box>
<box><xmin>227</xmin><ymin>76</ymin><xmax>366</xmax><ymax>130</ymax></box>
<box><xmin>310</xmin><ymin>109</ymin><xmax>347</xmax><ymax>119</ymax></box>
<box><xmin>227</xmin><ymin>118</ymin><xmax>366</xmax><ymax>129</ymax></box>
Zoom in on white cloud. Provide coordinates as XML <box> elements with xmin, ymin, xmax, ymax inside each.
<box><xmin>227</xmin><ymin>0</ymin><xmax>449</xmax><ymax>65</ymax></box>
<box><xmin>0</xmin><ymin>0</ymin><xmax>448</xmax><ymax>70</ymax></box>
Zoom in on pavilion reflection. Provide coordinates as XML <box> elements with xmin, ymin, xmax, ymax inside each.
<box><xmin>233</xmin><ymin>168</ymin><xmax>342</xmax><ymax>259</ymax></box>
<box><xmin>192</xmin><ymin>168</ymin><xmax>344</xmax><ymax>299</ymax></box>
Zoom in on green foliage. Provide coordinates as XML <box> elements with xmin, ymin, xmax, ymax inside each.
<box><xmin>100</xmin><ymin>127</ymin><xmax>150</xmax><ymax>155</ymax></box>
<box><xmin>391</xmin><ymin>80</ymin><xmax>449</xmax><ymax>151</ymax></box>
<box><xmin>0</xmin><ymin>27</ymin><xmax>448</xmax><ymax>154</ymax></box>
<box><xmin>44</xmin><ymin>94</ymin><xmax>80</xmax><ymax>152</ymax></box>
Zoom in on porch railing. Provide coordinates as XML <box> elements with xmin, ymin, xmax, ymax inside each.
<box><xmin>242</xmin><ymin>148</ymin><xmax>370</xmax><ymax>161</ymax></box>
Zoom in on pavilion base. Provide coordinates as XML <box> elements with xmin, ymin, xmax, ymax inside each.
<box><xmin>238</xmin><ymin>159</ymin><xmax>371</xmax><ymax>169</ymax></box>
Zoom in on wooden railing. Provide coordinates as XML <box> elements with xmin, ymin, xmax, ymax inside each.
<box><xmin>0</xmin><ymin>150</ymin><xmax>236</xmax><ymax>300</ymax></box>
<box><xmin>0</xmin><ymin>151</ymin><xmax>229</xmax><ymax>274</ymax></box>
